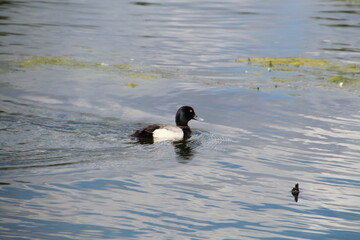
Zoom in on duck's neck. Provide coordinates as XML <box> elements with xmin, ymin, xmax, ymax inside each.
<box><xmin>179</xmin><ymin>126</ymin><xmax>191</xmax><ymax>138</ymax></box>
<box><xmin>176</xmin><ymin>111</ymin><xmax>189</xmax><ymax>127</ymax></box>
<box><xmin>175</xmin><ymin>118</ymin><xmax>186</xmax><ymax>126</ymax></box>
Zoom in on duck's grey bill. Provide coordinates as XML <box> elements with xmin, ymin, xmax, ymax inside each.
<box><xmin>194</xmin><ymin>116</ymin><xmax>204</xmax><ymax>122</ymax></box>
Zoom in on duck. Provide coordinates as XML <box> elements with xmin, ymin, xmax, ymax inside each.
<box><xmin>130</xmin><ymin>106</ymin><xmax>203</xmax><ymax>141</ymax></box>
<box><xmin>291</xmin><ymin>183</ymin><xmax>300</xmax><ymax>196</ymax></box>
<box><xmin>291</xmin><ymin>183</ymin><xmax>300</xmax><ymax>202</ymax></box>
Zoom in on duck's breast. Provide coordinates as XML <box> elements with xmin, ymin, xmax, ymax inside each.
<box><xmin>153</xmin><ymin>125</ymin><xmax>184</xmax><ymax>141</ymax></box>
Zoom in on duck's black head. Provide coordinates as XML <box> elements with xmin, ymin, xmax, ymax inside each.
<box><xmin>175</xmin><ymin>106</ymin><xmax>202</xmax><ymax>127</ymax></box>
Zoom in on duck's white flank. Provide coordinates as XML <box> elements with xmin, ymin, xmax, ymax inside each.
<box><xmin>152</xmin><ymin>126</ymin><xmax>184</xmax><ymax>141</ymax></box>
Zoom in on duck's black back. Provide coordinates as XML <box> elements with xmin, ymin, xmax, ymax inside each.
<box><xmin>130</xmin><ymin>124</ymin><xmax>161</xmax><ymax>138</ymax></box>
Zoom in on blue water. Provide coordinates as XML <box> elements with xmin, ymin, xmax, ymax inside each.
<box><xmin>1</xmin><ymin>0</ymin><xmax>360</xmax><ymax>239</ymax></box>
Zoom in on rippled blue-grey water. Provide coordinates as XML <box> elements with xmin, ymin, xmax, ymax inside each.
<box><xmin>1</xmin><ymin>0</ymin><xmax>360</xmax><ymax>239</ymax></box>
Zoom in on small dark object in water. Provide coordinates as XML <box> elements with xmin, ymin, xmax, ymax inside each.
<box><xmin>291</xmin><ymin>183</ymin><xmax>300</xmax><ymax>202</ymax></box>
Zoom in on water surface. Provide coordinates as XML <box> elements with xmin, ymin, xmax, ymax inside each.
<box><xmin>1</xmin><ymin>0</ymin><xmax>360</xmax><ymax>239</ymax></box>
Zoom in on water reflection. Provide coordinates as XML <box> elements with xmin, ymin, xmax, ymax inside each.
<box><xmin>0</xmin><ymin>1</ymin><xmax>16</xmax><ymax>7</ymax></box>
<box><xmin>314</xmin><ymin>0</ymin><xmax>360</xmax><ymax>55</ymax></box>
<box><xmin>131</xmin><ymin>138</ymin><xmax>197</xmax><ymax>163</ymax></box>
<box><xmin>131</xmin><ymin>1</ymin><xmax>161</xmax><ymax>6</ymax></box>
<box><xmin>173</xmin><ymin>139</ymin><xmax>196</xmax><ymax>163</ymax></box>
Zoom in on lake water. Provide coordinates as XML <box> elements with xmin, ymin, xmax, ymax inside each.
<box><xmin>1</xmin><ymin>0</ymin><xmax>360</xmax><ymax>239</ymax></box>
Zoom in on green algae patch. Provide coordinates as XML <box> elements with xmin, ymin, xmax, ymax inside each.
<box><xmin>328</xmin><ymin>75</ymin><xmax>342</xmax><ymax>83</ymax></box>
<box><xmin>18</xmin><ymin>56</ymin><xmax>131</xmax><ymax>71</ymax></box>
<box><xmin>20</xmin><ymin>57</ymin><xmax>87</xmax><ymax>68</ymax></box>
<box><xmin>328</xmin><ymin>64</ymin><xmax>358</xmax><ymax>73</ymax></box>
<box><xmin>328</xmin><ymin>74</ymin><xmax>360</xmax><ymax>87</ymax></box>
<box><xmin>271</xmin><ymin>78</ymin><xmax>291</xmax><ymax>84</ymax></box>
<box><xmin>112</xmin><ymin>64</ymin><xmax>131</xmax><ymax>70</ymax></box>
<box><xmin>127</xmin><ymin>74</ymin><xmax>156</xmax><ymax>80</ymax></box>
<box><xmin>235</xmin><ymin>57</ymin><xmax>329</xmax><ymax>69</ymax></box>
<box><xmin>249</xmin><ymin>87</ymin><xmax>260</xmax><ymax>91</ymax></box>
<box><xmin>271</xmin><ymin>67</ymin><xmax>298</xmax><ymax>72</ymax></box>
<box><xmin>17</xmin><ymin>56</ymin><xmax>166</xmax><ymax>85</ymax></box>
<box><xmin>126</xmin><ymin>83</ymin><xmax>138</xmax><ymax>88</ymax></box>
<box><xmin>236</xmin><ymin>57</ymin><xmax>360</xmax><ymax>87</ymax></box>
<box><xmin>327</xmin><ymin>64</ymin><xmax>360</xmax><ymax>86</ymax></box>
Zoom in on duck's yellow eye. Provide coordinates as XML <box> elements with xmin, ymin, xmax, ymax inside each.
<box><xmin>189</xmin><ymin>109</ymin><xmax>193</xmax><ymax>112</ymax></box>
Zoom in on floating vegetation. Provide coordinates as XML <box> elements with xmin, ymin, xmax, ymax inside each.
<box><xmin>16</xmin><ymin>56</ymin><xmax>162</xmax><ymax>87</ymax></box>
<box><xmin>19</xmin><ymin>56</ymin><xmax>89</xmax><ymax>68</ymax></box>
<box><xmin>112</xmin><ymin>64</ymin><xmax>131</xmax><ymax>70</ymax></box>
<box><xmin>328</xmin><ymin>74</ymin><xmax>360</xmax><ymax>87</ymax></box>
<box><xmin>235</xmin><ymin>57</ymin><xmax>360</xmax><ymax>87</ymax></box>
<box><xmin>271</xmin><ymin>78</ymin><xmax>291</xmax><ymax>84</ymax></box>
<box><xmin>126</xmin><ymin>83</ymin><xmax>138</xmax><ymax>88</ymax></box>
<box><xmin>328</xmin><ymin>75</ymin><xmax>342</xmax><ymax>82</ymax></box>
<box><xmin>127</xmin><ymin>74</ymin><xmax>156</xmax><ymax>80</ymax></box>
<box><xmin>235</xmin><ymin>57</ymin><xmax>329</xmax><ymax>69</ymax></box>
<box><xmin>249</xmin><ymin>87</ymin><xmax>260</xmax><ymax>91</ymax></box>
<box><xmin>18</xmin><ymin>56</ymin><xmax>131</xmax><ymax>70</ymax></box>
